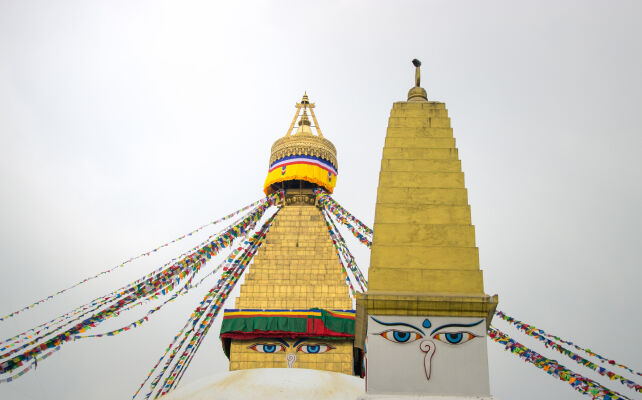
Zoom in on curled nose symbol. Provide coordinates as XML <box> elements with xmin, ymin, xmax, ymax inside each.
<box><xmin>419</xmin><ymin>340</ymin><xmax>436</xmax><ymax>380</ymax></box>
<box><xmin>420</xmin><ymin>341</ymin><xmax>432</xmax><ymax>353</ymax></box>
<box><xmin>286</xmin><ymin>353</ymin><xmax>296</xmax><ymax>368</ymax></box>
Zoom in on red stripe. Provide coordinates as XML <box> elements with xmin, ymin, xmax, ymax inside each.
<box><xmin>221</xmin><ymin>331</ymin><xmax>353</xmax><ymax>339</ymax></box>
<box><xmin>223</xmin><ymin>314</ymin><xmax>311</xmax><ymax>319</ymax></box>
<box><xmin>268</xmin><ymin>160</ymin><xmax>335</xmax><ymax>174</ymax></box>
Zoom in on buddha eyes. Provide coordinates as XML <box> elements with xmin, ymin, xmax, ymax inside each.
<box><xmin>433</xmin><ymin>332</ymin><xmax>477</xmax><ymax>344</ymax></box>
<box><xmin>378</xmin><ymin>330</ymin><xmax>478</xmax><ymax>345</ymax></box>
<box><xmin>296</xmin><ymin>344</ymin><xmax>334</xmax><ymax>354</ymax></box>
<box><xmin>379</xmin><ymin>330</ymin><xmax>424</xmax><ymax>343</ymax></box>
<box><xmin>249</xmin><ymin>344</ymin><xmax>286</xmax><ymax>353</ymax></box>
<box><xmin>249</xmin><ymin>343</ymin><xmax>334</xmax><ymax>354</ymax></box>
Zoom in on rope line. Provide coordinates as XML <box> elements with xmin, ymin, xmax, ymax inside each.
<box><xmin>489</xmin><ymin>326</ymin><xmax>631</xmax><ymax>400</ymax></box>
<box><xmin>0</xmin><ymin>197</ymin><xmax>268</xmax><ymax>322</ymax></box>
<box><xmin>496</xmin><ymin>311</ymin><xmax>642</xmax><ymax>378</ymax></box>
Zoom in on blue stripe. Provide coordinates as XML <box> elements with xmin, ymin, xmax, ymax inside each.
<box><xmin>270</xmin><ymin>154</ymin><xmax>337</xmax><ymax>170</ymax></box>
<box><xmin>224</xmin><ymin>309</ymin><xmax>355</xmax><ymax>313</ymax></box>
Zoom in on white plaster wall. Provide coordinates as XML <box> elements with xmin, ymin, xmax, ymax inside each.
<box><xmin>366</xmin><ymin>315</ymin><xmax>490</xmax><ymax>397</ymax></box>
<box><xmin>162</xmin><ymin>368</ymin><xmax>364</xmax><ymax>400</ymax></box>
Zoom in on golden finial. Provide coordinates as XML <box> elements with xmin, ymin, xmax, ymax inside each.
<box><xmin>408</xmin><ymin>58</ymin><xmax>428</xmax><ymax>102</ymax></box>
<box><xmin>285</xmin><ymin>92</ymin><xmax>324</xmax><ymax>137</ymax></box>
<box><xmin>299</xmin><ymin>108</ymin><xmax>311</xmax><ymax>126</ymax></box>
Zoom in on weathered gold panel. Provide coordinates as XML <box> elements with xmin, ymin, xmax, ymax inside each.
<box><xmin>366</xmin><ymin>99</ymin><xmax>492</xmax><ymax>317</ymax></box>
<box><xmin>229</xmin><ymin>339</ymin><xmax>353</xmax><ymax>374</ymax></box>
<box><xmin>228</xmin><ymin>200</ymin><xmax>355</xmax><ymax>372</ymax></box>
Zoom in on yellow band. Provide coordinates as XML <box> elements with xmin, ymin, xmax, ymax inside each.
<box><xmin>264</xmin><ymin>163</ymin><xmax>337</xmax><ymax>194</ymax></box>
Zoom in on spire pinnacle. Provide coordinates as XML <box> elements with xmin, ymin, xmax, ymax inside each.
<box><xmin>408</xmin><ymin>58</ymin><xmax>428</xmax><ymax>102</ymax></box>
<box><xmin>299</xmin><ymin>108</ymin><xmax>311</xmax><ymax>126</ymax></box>
<box><xmin>284</xmin><ymin>92</ymin><xmax>324</xmax><ymax>137</ymax></box>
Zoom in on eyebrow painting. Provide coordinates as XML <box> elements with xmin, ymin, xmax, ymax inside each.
<box><xmin>370</xmin><ymin>316</ymin><xmax>425</xmax><ymax>334</ymax></box>
<box><xmin>430</xmin><ymin>319</ymin><xmax>484</xmax><ymax>336</ymax></box>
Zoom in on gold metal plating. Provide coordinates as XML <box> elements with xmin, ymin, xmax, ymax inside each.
<box><xmin>269</xmin><ymin>135</ymin><xmax>338</xmax><ymax>169</ymax></box>
<box><xmin>284</xmin><ymin>188</ymin><xmax>316</xmax><ymax>206</ymax></box>
<box><xmin>408</xmin><ymin>59</ymin><xmax>428</xmax><ymax>102</ymax></box>
<box><xmin>269</xmin><ymin>93</ymin><xmax>338</xmax><ymax>169</ymax></box>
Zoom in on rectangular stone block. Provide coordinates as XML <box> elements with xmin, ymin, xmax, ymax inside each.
<box><xmin>387</xmin><ymin>117</ymin><xmax>451</xmax><ymax>129</ymax></box>
<box><xmin>389</xmin><ymin>108</ymin><xmax>449</xmax><ymax>118</ymax></box>
<box><xmin>246</xmin><ymin>272</ymin><xmax>344</xmax><ymax>281</ymax></box>
<box><xmin>392</xmin><ymin>101</ymin><xmax>446</xmax><ymax>110</ymax></box>
<box><xmin>367</xmin><ymin>268</ymin><xmax>485</xmax><ymax>294</ymax></box>
<box><xmin>380</xmin><ymin>158</ymin><xmax>461</xmax><ymax>172</ymax></box>
<box><xmin>382</xmin><ymin>147</ymin><xmax>459</xmax><ymax>160</ymax></box>
<box><xmin>384</xmin><ymin>137</ymin><xmax>456</xmax><ymax>149</ymax></box>
<box><xmin>376</xmin><ymin>187</ymin><xmax>469</xmax><ymax>206</ymax></box>
<box><xmin>373</xmin><ymin>223</ymin><xmax>476</xmax><ymax>247</ymax></box>
<box><xmin>386</xmin><ymin>127</ymin><xmax>454</xmax><ymax>138</ymax></box>
<box><xmin>373</xmin><ymin>203</ymin><xmax>472</xmax><ymax>224</ymax></box>
<box><xmin>370</xmin><ymin>245</ymin><xmax>479</xmax><ymax>270</ymax></box>
<box><xmin>378</xmin><ymin>171</ymin><xmax>465</xmax><ymax>188</ymax></box>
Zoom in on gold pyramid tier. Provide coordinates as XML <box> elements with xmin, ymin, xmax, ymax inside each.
<box><xmin>368</xmin><ymin>101</ymin><xmax>485</xmax><ymax>296</ymax></box>
<box><xmin>233</xmin><ymin>198</ymin><xmax>352</xmax><ymax>310</ymax></box>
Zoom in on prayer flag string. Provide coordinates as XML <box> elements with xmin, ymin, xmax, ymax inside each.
<box><xmin>135</xmin><ymin>209</ymin><xmax>279</xmax><ymax>399</ymax></box>
<box><xmin>131</xmin><ymin>236</ymin><xmax>255</xmax><ymax>399</ymax></box>
<box><xmin>0</xmin><ymin>208</ymin><xmax>252</xmax><ymax>355</ymax></box>
<box><xmin>488</xmin><ymin>326</ymin><xmax>631</xmax><ymax>400</ymax></box>
<box><xmin>0</xmin><ymin>346</ymin><xmax>61</xmax><ymax>384</ymax></box>
<box><xmin>315</xmin><ymin>189</ymin><xmax>372</xmax><ymax>246</ymax></box>
<box><xmin>157</xmin><ymin>214</ymin><xmax>276</xmax><ymax>398</ymax></box>
<box><xmin>495</xmin><ymin>311</ymin><xmax>641</xmax><ymax>393</ymax></box>
<box><xmin>496</xmin><ymin>311</ymin><xmax>642</xmax><ymax>379</ymax></box>
<box><xmin>0</xmin><ymin>191</ymin><xmax>284</xmax><ymax>382</ymax></box>
<box><xmin>0</xmin><ymin>197</ymin><xmax>268</xmax><ymax>322</ymax></box>
<box><xmin>0</xmin><ymin>216</ymin><xmax>245</xmax><ymax>352</ymax></box>
<box><xmin>321</xmin><ymin>208</ymin><xmax>367</xmax><ymax>294</ymax></box>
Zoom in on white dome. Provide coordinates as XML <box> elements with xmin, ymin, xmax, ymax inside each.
<box><xmin>163</xmin><ymin>368</ymin><xmax>364</xmax><ymax>400</ymax></box>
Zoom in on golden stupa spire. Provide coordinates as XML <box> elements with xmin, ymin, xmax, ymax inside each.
<box><xmin>285</xmin><ymin>92</ymin><xmax>324</xmax><ymax>137</ymax></box>
<box><xmin>264</xmin><ymin>94</ymin><xmax>338</xmax><ymax>194</ymax></box>
<box><xmin>299</xmin><ymin>108</ymin><xmax>311</xmax><ymax>127</ymax></box>
<box><xmin>355</xmin><ymin>59</ymin><xmax>497</xmax><ymax>397</ymax></box>
<box><xmin>222</xmin><ymin>92</ymin><xmax>356</xmax><ymax>376</ymax></box>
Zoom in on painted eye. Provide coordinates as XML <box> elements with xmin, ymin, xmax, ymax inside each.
<box><xmin>297</xmin><ymin>344</ymin><xmax>334</xmax><ymax>354</ymax></box>
<box><xmin>433</xmin><ymin>331</ymin><xmax>477</xmax><ymax>345</ymax></box>
<box><xmin>248</xmin><ymin>344</ymin><xmax>286</xmax><ymax>353</ymax></box>
<box><xmin>379</xmin><ymin>330</ymin><xmax>423</xmax><ymax>343</ymax></box>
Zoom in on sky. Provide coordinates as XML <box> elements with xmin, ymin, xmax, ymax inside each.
<box><xmin>1</xmin><ymin>1</ymin><xmax>641</xmax><ymax>399</ymax></box>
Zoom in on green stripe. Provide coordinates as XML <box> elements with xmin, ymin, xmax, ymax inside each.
<box><xmin>318</xmin><ymin>309</ymin><xmax>355</xmax><ymax>335</ymax></box>
<box><xmin>220</xmin><ymin>309</ymin><xmax>355</xmax><ymax>336</ymax></box>
<box><xmin>221</xmin><ymin>316</ymin><xmax>308</xmax><ymax>335</ymax></box>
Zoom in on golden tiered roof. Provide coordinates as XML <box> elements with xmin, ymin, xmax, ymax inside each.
<box><xmin>228</xmin><ymin>95</ymin><xmax>355</xmax><ymax>375</ymax></box>
<box><xmin>268</xmin><ymin>93</ymin><xmax>338</xmax><ymax>170</ymax></box>
<box><xmin>264</xmin><ymin>94</ymin><xmax>339</xmax><ymax>194</ymax></box>
<box><xmin>228</xmin><ymin>195</ymin><xmax>355</xmax><ymax>374</ymax></box>
<box><xmin>235</xmin><ymin>198</ymin><xmax>352</xmax><ymax>309</ymax></box>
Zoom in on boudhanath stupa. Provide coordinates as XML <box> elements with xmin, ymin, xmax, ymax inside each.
<box><xmin>164</xmin><ymin>60</ymin><xmax>497</xmax><ymax>400</ymax></box>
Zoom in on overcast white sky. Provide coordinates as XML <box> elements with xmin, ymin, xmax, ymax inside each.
<box><xmin>1</xmin><ymin>1</ymin><xmax>641</xmax><ymax>399</ymax></box>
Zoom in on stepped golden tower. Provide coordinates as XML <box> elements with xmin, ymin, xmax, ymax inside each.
<box><xmin>356</xmin><ymin>60</ymin><xmax>498</xmax><ymax>398</ymax></box>
<box><xmin>220</xmin><ymin>94</ymin><xmax>359</xmax><ymax>376</ymax></box>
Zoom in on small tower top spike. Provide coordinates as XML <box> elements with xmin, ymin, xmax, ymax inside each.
<box><xmin>412</xmin><ymin>59</ymin><xmax>421</xmax><ymax>87</ymax></box>
<box><xmin>285</xmin><ymin>92</ymin><xmax>324</xmax><ymax>137</ymax></box>
<box><xmin>299</xmin><ymin>108</ymin><xmax>311</xmax><ymax>126</ymax></box>
<box><xmin>407</xmin><ymin>58</ymin><xmax>428</xmax><ymax>102</ymax></box>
